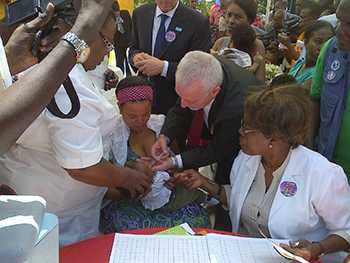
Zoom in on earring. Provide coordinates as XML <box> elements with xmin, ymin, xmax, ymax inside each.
<box><xmin>268</xmin><ymin>144</ymin><xmax>273</xmax><ymax>149</ymax></box>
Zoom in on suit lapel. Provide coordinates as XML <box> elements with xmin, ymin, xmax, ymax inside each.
<box><xmin>160</xmin><ymin>3</ymin><xmax>185</xmax><ymax>57</ymax></box>
<box><xmin>145</xmin><ymin>5</ymin><xmax>157</xmax><ymax>55</ymax></box>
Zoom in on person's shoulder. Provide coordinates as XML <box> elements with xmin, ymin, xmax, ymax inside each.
<box><xmin>219</xmin><ymin>56</ymin><xmax>261</xmax><ymax>86</ymax></box>
<box><xmin>232</xmin><ymin>150</ymin><xmax>260</xmax><ymax>173</ymax></box>
<box><xmin>133</xmin><ymin>3</ymin><xmax>155</xmax><ymax>15</ymax></box>
<box><xmin>292</xmin><ymin>146</ymin><xmax>346</xmax><ymax>180</ymax></box>
<box><xmin>179</xmin><ymin>3</ymin><xmax>207</xmax><ymax>22</ymax></box>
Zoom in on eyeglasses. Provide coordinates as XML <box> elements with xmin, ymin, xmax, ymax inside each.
<box><xmin>239</xmin><ymin>120</ymin><xmax>258</xmax><ymax>135</ymax></box>
<box><xmin>100</xmin><ymin>33</ymin><xmax>115</xmax><ymax>53</ymax></box>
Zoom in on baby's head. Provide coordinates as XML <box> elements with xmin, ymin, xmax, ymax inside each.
<box><xmin>230</xmin><ymin>24</ymin><xmax>256</xmax><ymax>57</ymax></box>
<box><xmin>116</xmin><ymin>76</ymin><xmax>153</xmax><ymax>133</ymax></box>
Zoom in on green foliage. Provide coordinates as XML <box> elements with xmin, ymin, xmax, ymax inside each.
<box><xmin>257</xmin><ymin>0</ymin><xmax>267</xmax><ymax>14</ymax></box>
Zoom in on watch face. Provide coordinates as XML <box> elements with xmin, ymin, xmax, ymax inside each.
<box><xmin>77</xmin><ymin>48</ymin><xmax>91</xmax><ymax>64</ymax></box>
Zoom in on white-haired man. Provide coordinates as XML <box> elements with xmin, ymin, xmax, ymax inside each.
<box><xmin>151</xmin><ymin>51</ymin><xmax>261</xmax><ymax>229</ymax></box>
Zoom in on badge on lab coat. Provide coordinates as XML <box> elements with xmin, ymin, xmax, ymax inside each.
<box><xmin>280</xmin><ymin>181</ymin><xmax>297</xmax><ymax>197</ymax></box>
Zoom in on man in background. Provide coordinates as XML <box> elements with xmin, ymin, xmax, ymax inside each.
<box><xmin>129</xmin><ymin>0</ymin><xmax>210</xmax><ymax>114</ymax></box>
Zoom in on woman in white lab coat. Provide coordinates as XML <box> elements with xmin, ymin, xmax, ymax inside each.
<box><xmin>0</xmin><ymin>7</ymin><xmax>151</xmax><ymax>246</ymax></box>
<box><xmin>170</xmin><ymin>85</ymin><xmax>350</xmax><ymax>262</ymax></box>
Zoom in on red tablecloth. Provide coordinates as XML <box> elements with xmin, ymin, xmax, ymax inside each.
<box><xmin>60</xmin><ymin>228</ymin><xmax>322</xmax><ymax>263</ymax></box>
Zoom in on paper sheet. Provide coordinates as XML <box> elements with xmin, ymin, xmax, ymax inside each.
<box><xmin>207</xmin><ymin>234</ymin><xmax>289</xmax><ymax>263</ymax></box>
<box><xmin>109</xmin><ymin>233</ymin><xmax>292</xmax><ymax>263</ymax></box>
<box><xmin>109</xmin><ymin>234</ymin><xmax>210</xmax><ymax>263</ymax></box>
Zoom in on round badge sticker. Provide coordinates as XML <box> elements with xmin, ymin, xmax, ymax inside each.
<box><xmin>327</xmin><ymin>70</ymin><xmax>336</xmax><ymax>81</ymax></box>
<box><xmin>331</xmin><ymin>60</ymin><xmax>341</xmax><ymax>71</ymax></box>
<box><xmin>165</xmin><ymin>31</ymin><xmax>176</xmax><ymax>42</ymax></box>
<box><xmin>280</xmin><ymin>181</ymin><xmax>297</xmax><ymax>197</ymax></box>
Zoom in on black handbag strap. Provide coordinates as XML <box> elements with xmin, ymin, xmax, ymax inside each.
<box><xmin>46</xmin><ymin>76</ymin><xmax>80</xmax><ymax>119</ymax></box>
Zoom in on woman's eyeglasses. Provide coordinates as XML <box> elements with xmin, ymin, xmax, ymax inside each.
<box><xmin>100</xmin><ymin>34</ymin><xmax>115</xmax><ymax>53</ymax></box>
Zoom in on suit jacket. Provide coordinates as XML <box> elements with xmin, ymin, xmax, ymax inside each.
<box><xmin>161</xmin><ymin>56</ymin><xmax>262</xmax><ymax>184</ymax></box>
<box><xmin>129</xmin><ymin>3</ymin><xmax>211</xmax><ymax>114</ymax></box>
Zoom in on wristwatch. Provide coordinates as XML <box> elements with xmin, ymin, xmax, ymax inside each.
<box><xmin>61</xmin><ymin>32</ymin><xmax>90</xmax><ymax>63</ymax></box>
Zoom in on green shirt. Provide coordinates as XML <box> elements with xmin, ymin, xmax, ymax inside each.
<box><xmin>311</xmin><ymin>39</ymin><xmax>350</xmax><ymax>178</ymax></box>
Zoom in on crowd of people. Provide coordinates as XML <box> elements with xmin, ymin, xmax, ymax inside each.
<box><xmin>1</xmin><ymin>0</ymin><xmax>350</xmax><ymax>262</ymax></box>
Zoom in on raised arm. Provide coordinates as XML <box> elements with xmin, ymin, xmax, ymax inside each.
<box><xmin>0</xmin><ymin>0</ymin><xmax>114</xmax><ymax>155</ymax></box>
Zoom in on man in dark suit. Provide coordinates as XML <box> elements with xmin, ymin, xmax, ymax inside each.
<box><xmin>150</xmin><ymin>51</ymin><xmax>261</xmax><ymax>230</ymax></box>
<box><xmin>129</xmin><ymin>0</ymin><xmax>210</xmax><ymax>114</ymax></box>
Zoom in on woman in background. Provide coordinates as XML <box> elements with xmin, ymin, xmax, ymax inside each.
<box><xmin>211</xmin><ymin>0</ymin><xmax>266</xmax><ymax>82</ymax></box>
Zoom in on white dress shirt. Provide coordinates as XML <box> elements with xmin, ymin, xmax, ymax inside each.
<box><xmin>152</xmin><ymin>1</ymin><xmax>179</xmax><ymax>77</ymax></box>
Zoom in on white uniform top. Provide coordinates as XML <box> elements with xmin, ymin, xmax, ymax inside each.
<box><xmin>0</xmin><ymin>64</ymin><xmax>118</xmax><ymax>246</ymax></box>
<box><xmin>228</xmin><ymin>146</ymin><xmax>350</xmax><ymax>262</ymax></box>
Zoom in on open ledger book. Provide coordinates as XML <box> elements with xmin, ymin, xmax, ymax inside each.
<box><xmin>109</xmin><ymin>233</ymin><xmax>309</xmax><ymax>263</ymax></box>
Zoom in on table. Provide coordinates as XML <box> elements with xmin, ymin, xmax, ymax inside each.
<box><xmin>60</xmin><ymin>228</ymin><xmax>322</xmax><ymax>263</ymax></box>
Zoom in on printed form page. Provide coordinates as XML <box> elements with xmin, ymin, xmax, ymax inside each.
<box><xmin>207</xmin><ymin>234</ymin><xmax>290</xmax><ymax>263</ymax></box>
<box><xmin>109</xmin><ymin>234</ymin><xmax>211</xmax><ymax>263</ymax></box>
<box><xmin>109</xmin><ymin>233</ymin><xmax>292</xmax><ymax>263</ymax></box>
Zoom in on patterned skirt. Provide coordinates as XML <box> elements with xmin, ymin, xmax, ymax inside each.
<box><xmin>100</xmin><ymin>200</ymin><xmax>210</xmax><ymax>233</ymax></box>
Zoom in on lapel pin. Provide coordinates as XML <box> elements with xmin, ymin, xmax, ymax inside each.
<box><xmin>175</xmin><ymin>27</ymin><xmax>183</xmax><ymax>32</ymax></box>
<box><xmin>280</xmin><ymin>181</ymin><xmax>297</xmax><ymax>197</ymax></box>
<box><xmin>165</xmin><ymin>31</ymin><xmax>176</xmax><ymax>42</ymax></box>
<box><xmin>326</xmin><ymin>70</ymin><xmax>336</xmax><ymax>81</ymax></box>
<box><xmin>331</xmin><ymin>60</ymin><xmax>341</xmax><ymax>71</ymax></box>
